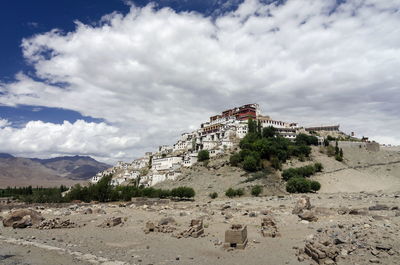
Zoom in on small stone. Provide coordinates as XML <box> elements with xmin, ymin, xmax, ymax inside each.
<box><xmin>376</xmin><ymin>245</ymin><xmax>391</xmax><ymax>251</ymax></box>
<box><xmin>369</xmin><ymin>258</ymin><xmax>380</xmax><ymax>263</ymax></box>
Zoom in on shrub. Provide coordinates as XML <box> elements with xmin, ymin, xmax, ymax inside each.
<box><xmin>243</xmin><ymin>156</ymin><xmax>258</xmax><ymax>172</ymax></box>
<box><xmin>236</xmin><ymin>188</ymin><xmax>245</xmax><ymax>197</ymax></box>
<box><xmin>286</xmin><ymin>177</ymin><xmax>311</xmax><ymax>193</ymax></box>
<box><xmin>282</xmin><ymin>168</ymin><xmax>300</xmax><ymax>181</ymax></box>
<box><xmin>251</xmin><ymin>185</ymin><xmax>263</xmax><ymax>197</ymax></box>
<box><xmin>270</xmin><ymin>156</ymin><xmax>282</xmax><ymax>170</ymax></box>
<box><xmin>225</xmin><ymin>188</ymin><xmax>244</xmax><ymax>197</ymax></box>
<box><xmin>225</xmin><ymin>188</ymin><xmax>236</xmax><ymax>198</ymax></box>
<box><xmin>198</xmin><ymin>150</ymin><xmax>210</xmax><ymax>161</ymax></box>
<box><xmin>314</xmin><ymin>163</ymin><xmax>323</xmax><ymax>172</ymax></box>
<box><xmin>242</xmin><ymin>170</ymin><xmax>270</xmax><ymax>183</ymax></box>
<box><xmin>310</xmin><ymin>181</ymin><xmax>321</xmax><ymax>192</ymax></box>
<box><xmin>229</xmin><ymin>153</ymin><xmax>242</xmax><ymax>166</ymax></box>
<box><xmin>327</xmin><ymin>145</ymin><xmax>335</xmax><ymax>157</ymax></box>
<box><xmin>209</xmin><ymin>192</ymin><xmax>218</xmax><ymax>199</ymax></box>
<box><xmin>171</xmin><ymin>186</ymin><xmax>195</xmax><ymax>198</ymax></box>
<box><xmin>335</xmin><ymin>154</ymin><xmax>343</xmax><ymax>161</ymax></box>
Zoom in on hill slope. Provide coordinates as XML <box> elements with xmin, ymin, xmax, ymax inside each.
<box><xmin>0</xmin><ymin>154</ymin><xmax>110</xmax><ymax>187</ymax></box>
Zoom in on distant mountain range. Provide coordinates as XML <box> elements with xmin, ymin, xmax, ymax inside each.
<box><xmin>0</xmin><ymin>153</ymin><xmax>111</xmax><ymax>187</ymax></box>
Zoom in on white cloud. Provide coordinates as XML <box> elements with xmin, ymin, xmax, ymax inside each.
<box><xmin>0</xmin><ymin>119</ymin><xmax>11</xmax><ymax>128</ymax></box>
<box><xmin>0</xmin><ymin>120</ymin><xmax>139</xmax><ymax>163</ymax></box>
<box><xmin>1</xmin><ymin>0</ymin><xmax>400</xmax><ymax>161</ymax></box>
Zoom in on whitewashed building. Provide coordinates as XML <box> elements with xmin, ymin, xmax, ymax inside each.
<box><xmin>151</xmin><ymin>156</ymin><xmax>183</xmax><ymax>171</ymax></box>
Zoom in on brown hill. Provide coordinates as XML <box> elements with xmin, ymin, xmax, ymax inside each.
<box><xmin>0</xmin><ymin>154</ymin><xmax>110</xmax><ymax>188</ymax></box>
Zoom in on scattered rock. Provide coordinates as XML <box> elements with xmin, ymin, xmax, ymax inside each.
<box><xmin>98</xmin><ymin>217</ymin><xmax>122</xmax><ymax>228</ymax></box>
<box><xmin>368</xmin><ymin>204</ymin><xmax>389</xmax><ymax>211</ymax></box>
<box><xmin>38</xmin><ymin>218</ymin><xmax>76</xmax><ymax>229</ymax></box>
<box><xmin>261</xmin><ymin>216</ymin><xmax>280</xmax><ymax>238</ymax></box>
<box><xmin>82</xmin><ymin>208</ymin><xmax>93</xmax><ymax>215</ymax></box>
<box><xmin>174</xmin><ymin>219</ymin><xmax>204</xmax><ymax>238</ymax></box>
<box><xmin>298</xmin><ymin>210</ymin><xmax>318</xmax><ymax>222</ymax></box>
<box><xmin>93</xmin><ymin>208</ymin><xmax>106</xmax><ymax>215</ymax></box>
<box><xmin>292</xmin><ymin>196</ymin><xmax>311</xmax><ymax>214</ymax></box>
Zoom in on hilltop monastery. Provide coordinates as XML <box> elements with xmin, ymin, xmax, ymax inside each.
<box><xmin>91</xmin><ymin>104</ymin><xmax>339</xmax><ymax>187</ymax></box>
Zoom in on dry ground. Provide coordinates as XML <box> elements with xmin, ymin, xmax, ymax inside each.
<box><xmin>1</xmin><ymin>192</ymin><xmax>400</xmax><ymax>265</ymax></box>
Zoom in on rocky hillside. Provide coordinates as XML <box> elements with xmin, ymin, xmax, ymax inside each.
<box><xmin>154</xmin><ymin>154</ymin><xmax>286</xmax><ymax>199</ymax></box>
<box><xmin>0</xmin><ymin>154</ymin><xmax>110</xmax><ymax>187</ymax></box>
<box><xmin>156</xmin><ymin>145</ymin><xmax>400</xmax><ymax>198</ymax></box>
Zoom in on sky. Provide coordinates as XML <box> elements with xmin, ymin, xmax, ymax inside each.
<box><xmin>0</xmin><ymin>0</ymin><xmax>399</xmax><ymax>163</ymax></box>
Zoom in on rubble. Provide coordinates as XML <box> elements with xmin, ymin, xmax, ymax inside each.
<box><xmin>38</xmin><ymin>218</ymin><xmax>76</xmax><ymax>229</ymax></box>
<box><xmin>175</xmin><ymin>219</ymin><xmax>204</xmax><ymax>238</ymax></box>
<box><xmin>98</xmin><ymin>217</ymin><xmax>123</xmax><ymax>228</ymax></box>
<box><xmin>298</xmin><ymin>221</ymin><xmax>399</xmax><ymax>265</ymax></box>
<box><xmin>304</xmin><ymin>240</ymin><xmax>339</xmax><ymax>264</ymax></box>
<box><xmin>292</xmin><ymin>196</ymin><xmax>312</xmax><ymax>214</ymax></box>
<box><xmin>144</xmin><ymin>220</ymin><xmax>177</xmax><ymax>234</ymax></box>
<box><xmin>260</xmin><ymin>216</ymin><xmax>280</xmax><ymax>238</ymax></box>
<box><xmin>93</xmin><ymin>208</ymin><xmax>106</xmax><ymax>214</ymax></box>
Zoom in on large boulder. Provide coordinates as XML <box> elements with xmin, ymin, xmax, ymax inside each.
<box><xmin>3</xmin><ymin>209</ymin><xmax>44</xmax><ymax>228</ymax></box>
<box><xmin>292</xmin><ymin>196</ymin><xmax>311</xmax><ymax>214</ymax></box>
<box><xmin>298</xmin><ymin>210</ymin><xmax>318</xmax><ymax>222</ymax></box>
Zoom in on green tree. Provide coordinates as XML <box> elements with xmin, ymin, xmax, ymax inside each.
<box><xmin>335</xmin><ymin>141</ymin><xmax>339</xmax><ymax>155</ymax></box>
<box><xmin>229</xmin><ymin>153</ymin><xmax>242</xmax><ymax>166</ymax></box>
<box><xmin>243</xmin><ymin>155</ymin><xmax>258</xmax><ymax>172</ymax></box>
<box><xmin>94</xmin><ymin>174</ymin><xmax>113</xmax><ymax>202</ymax></box>
<box><xmin>247</xmin><ymin>118</ymin><xmax>257</xmax><ymax>134</ymax></box>
<box><xmin>262</xmin><ymin>126</ymin><xmax>276</xmax><ymax>138</ymax></box>
<box><xmin>198</xmin><ymin>150</ymin><xmax>210</xmax><ymax>162</ymax></box>
<box><xmin>286</xmin><ymin>177</ymin><xmax>311</xmax><ymax>193</ymax></box>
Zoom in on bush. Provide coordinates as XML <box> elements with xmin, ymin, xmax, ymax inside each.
<box><xmin>236</xmin><ymin>188</ymin><xmax>244</xmax><ymax>197</ymax></box>
<box><xmin>270</xmin><ymin>156</ymin><xmax>282</xmax><ymax>170</ymax></box>
<box><xmin>225</xmin><ymin>188</ymin><xmax>236</xmax><ymax>198</ymax></box>
<box><xmin>251</xmin><ymin>185</ymin><xmax>263</xmax><ymax>197</ymax></box>
<box><xmin>335</xmin><ymin>154</ymin><xmax>343</xmax><ymax>161</ymax></box>
<box><xmin>310</xmin><ymin>181</ymin><xmax>321</xmax><ymax>191</ymax></box>
<box><xmin>286</xmin><ymin>177</ymin><xmax>311</xmax><ymax>193</ymax></box>
<box><xmin>209</xmin><ymin>192</ymin><xmax>218</xmax><ymax>199</ymax></box>
<box><xmin>171</xmin><ymin>186</ymin><xmax>195</xmax><ymax>198</ymax></box>
<box><xmin>198</xmin><ymin>150</ymin><xmax>210</xmax><ymax>162</ymax></box>
<box><xmin>243</xmin><ymin>169</ymin><xmax>270</xmax><ymax>183</ymax></box>
<box><xmin>229</xmin><ymin>153</ymin><xmax>242</xmax><ymax>166</ymax></box>
<box><xmin>282</xmin><ymin>168</ymin><xmax>301</xmax><ymax>181</ymax></box>
<box><xmin>314</xmin><ymin>163</ymin><xmax>323</xmax><ymax>172</ymax></box>
<box><xmin>327</xmin><ymin>145</ymin><xmax>335</xmax><ymax>157</ymax></box>
<box><xmin>243</xmin><ymin>156</ymin><xmax>258</xmax><ymax>172</ymax></box>
<box><xmin>295</xmin><ymin>134</ymin><xmax>318</xmax><ymax>146</ymax></box>
<box><xmin>282</xmin><ymin>163</ymin><xmax>322</xmax><ymax>181</ymax></box>
<box><xmin>225</xmin><ymin>188</ymin><xmax>244</xmax><ymax>198</ymax></box>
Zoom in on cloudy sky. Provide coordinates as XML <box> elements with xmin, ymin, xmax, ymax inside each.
<box><xmin>0</xmin><ymin>0</ymin><xmax>399</xmax><ymax>163</ymax></box>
